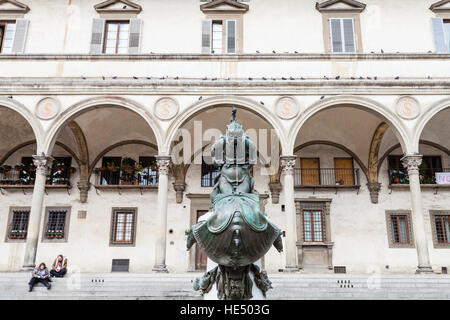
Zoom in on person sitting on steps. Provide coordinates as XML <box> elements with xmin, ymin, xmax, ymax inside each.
<box><xmin>50</xmin><ymin>254</ymin><xmax>67</xmax><ymax>278</ymax></box>
<box><xmin>28</xmin><ymin>263</ymin><xmax>51</xmax><ymax>292</ymax></box>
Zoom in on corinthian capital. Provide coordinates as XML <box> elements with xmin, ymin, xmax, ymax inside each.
<box><xmin>280</xmin><ymin>156</ymin><xmax>297</xmax><ymax>176</ymax></box>
<box><xmin>32</xmin><ymin>154</ymin><xmax>54</xmax><ymax>176</ymax></box>
<box><xmin>156</xmin><ymin>156</ymin><xmax>171</xmax><ymax>176</ymax></box>
<box><xmin>401</xmin><ymin>154</ymin><xmax>422</xmax><ymax>175</ymax></box>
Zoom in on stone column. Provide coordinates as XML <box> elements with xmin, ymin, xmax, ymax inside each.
<box><xmin>152</xmin><ymin>156</ymin><xmax>171</xmax><ymax>273</ymax></box>
<box><xmin>401</xmin><ymin>155</ymin><xmax>433</xmax><ymax>273</ymax></box>
<box><xmin>281</xmin><ymin>155</ymin><xmax>299</xmax><ymax>272</ymax></box>
<box><xmin>23</xmin><ymin>155</ymin><xmax>53</xmax><ymax>269</ymax></box>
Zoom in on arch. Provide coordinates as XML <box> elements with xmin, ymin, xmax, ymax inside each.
<box><xmin>294</xmin><ymin>140</ymin><xmax>369</xmax><ymax>181</ymax></box>
<box><xmin>43</xmin><ymin>96</ymin><xmax>163</xmax><ymax>155</ymax></box>
<box><xmin>288</xmin><ymin>95</ymin><xmax>410</xmax><ymax>155</ymax></box>
<box><xmin>0</xmin><ymin>139</ymin><xmax>81</xmax><ymax>168</ymax></box>
<box><xmin>88</xmin><ymin>139</ymin><xmax>158</xmax><ymax>178</ymax></box>
<box><xmin>164</xmin><ymin>95</ymin><xmax>288</xmax><ymax>156</ymax></box>
<box><xmin>377</xmin><ymin>140</ymin><xmax>450</xmax><ymax>175</ymax></box>
<box><xmin>414</xmin><ymin>98</ymin><xmax>450</xmax><ymax>152</ymax></box>
<box><xmin>0</xmin><ymin>97</ymin><xmax>44</xmax><ymax>152</ymax></box>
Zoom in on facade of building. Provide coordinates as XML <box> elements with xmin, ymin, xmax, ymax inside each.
<box><xmin>0</xmin><ymin>0</ymin><xmax>449</xmax><ymax>275</ymax></box>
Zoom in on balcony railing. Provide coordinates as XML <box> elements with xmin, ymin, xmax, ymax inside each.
<box><xmin>94</xmin><ymin>167</ymin><xmax>158</xmax><ymax>186</ymax></box>
<box><xmin>0</xmin><ymin>165</ymin><xmax>73</xmax><ymax>187</ymax></box>
<box><xmin>388</xmin><ymin>168</ymin><xmax>450</xmax><ymax>185</ymax></box>
<box><xmin>294</xmin><ymin>168</ymin><xmax>360</xmax><ymax>187</ymax></box>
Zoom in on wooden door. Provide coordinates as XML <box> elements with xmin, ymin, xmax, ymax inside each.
<box><xmin>195</xmin><ymin>210</ymin><xmax>208</xmax><ymax>270</ymax></box>
<box><xmin>301</xmin><ymin>158</ymin><xmax>320</xmax><ymax>185</ymax></box>
<box><xmin>334</xmin><ymin>158</ymin><xmax>354</xmax><ymax>185</ymax></box>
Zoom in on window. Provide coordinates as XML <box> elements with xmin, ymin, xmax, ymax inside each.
<box><xmin>330</xmin><ymin>18</ymin><xmax>356</xmax><ymax>53</ymax></box>
<box><xmin>48</xmin><ymin>157</ymin><xmax>72</xmax><ymax>186</ymax></box>
<box><xmin>390</xmin><ymin>215</ymin><xmax>410</xmax><ymax>244</ymax></box>
<box><xmin>435</xmin><ymin>215</ymin><xmax>450</xmax><ymax>244</ymax></box>
<box><xmin>303</xmin><ymin>210</ymin><xmax>325</xmax><ymax>242</ymax></box>
<box><xmin>388</xmin><ymin>155</ymin><xmax>442</xmax><ymax>184</ymax></box>
<box><xmin>138</xmin><ymin>156</ymin><xmax>158</xmax><ymax>186</ymax></box>
<box><xmin>212</xmin><ymin>21</ymin><xmax>223</xmax><ymax>53</ymax></box>
<box><xmin>201</xmin><ymin>156</ymin><xmax>220</xmax><ymax>187</ymax></box>
<box><xmin>430</xmin><ymin>211</ymin><xmax>450</xmax><ymax>248</ymax></box>
<box><xmin>431</xmin><ymin>17</ymin><xmax>450</xmax><ymax>53</ymax></box>
<box><xmin>104</xmin><ymin>21</ymin><xmax>130</xmax><ymax>54</ymax></box>
<box><xmin>43</xmin><ymin>208</ymin><xmax>71</xmax><ymax>241</ymax></box>
<box><xmin>7</xmin><ymin>208</ymin><xmax>30</xmax><ymax>241</ymax></box>
<box><xmin>101</xmin><ymin>157</ymin><xmax>122</xmax><ymax>185</ymax></box>
<box><xmin>0</xmin><ymin>21</ymin><xmax>15</xmax><ymax>53</ymax></box>
<box><xmin>110</xmin><ymin>208</ymin><xmax>137</xmax><ymax>246</ymax></box>
<box><xmin>385</xmin><ymin>211</ymin><xmax>414</xmax><ymax>248</ymax></box>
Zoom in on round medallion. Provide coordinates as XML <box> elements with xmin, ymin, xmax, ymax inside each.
<box><xmin>35</xmin><ymin>97</ymin><xmax>61</xmax><ymax>120</ymax></box>
<box><xmin>395</xmin><ymin>96</ymin><xmax>421</xmax><ymax>120</ymax></box>
<box><xmin>275</xmin><ymin>97</ymin><xmax>300</xmax><ymax>120</ymax></box>
<box><xmin>154</xmin><ymin>97</ymin><xmax>179</xmax><ymax>120</ymax></box>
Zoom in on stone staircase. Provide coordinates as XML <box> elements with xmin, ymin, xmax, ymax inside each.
<box><xmin>0</xmin><ymin>272</ymin><xmax>449</xmax><ymax>300</ymax></box>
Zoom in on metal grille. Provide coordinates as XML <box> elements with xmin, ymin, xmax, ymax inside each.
<box><xmin>334</xmin><ymin>266</ymin><xmax>347</xmax><ymax>274</ymax></box>
<box><xmin>45</xmin><ymin>210</ymin><xmax>67</xmax><ymax>239</ymax></box>
<box><xmin>303</xmin><ymin>210</ymin><xmax>325</xmax><ymax>242</ymax></box>
<box><xmin>201</xmin><ymin>158</ymin><xmax>220</xmax><ymax>187</ymax></box>
<box><xmin>442</xmin><ymin>267</ymin><xmax>448</xmax><ymax>274</ymax></box>
<box><xmin>391</xmin><ymin>215</ymin><xmax>409</xmax><ymax>244</ymax></box>
<box><xmin>112</xmin><ymin>259</ymin><xmax>129</xmax><ymax>272</ymax></box>
<box><xmin>9</xmin><ymin>210</ymin><xmax>29</xmax><ymax>239</ymax></box>
<box><xmin>435</xmin><ymin>215</ymin><xmax>450</xmax><ymax>243</ymax></box>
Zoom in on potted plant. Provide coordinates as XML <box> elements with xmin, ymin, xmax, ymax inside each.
<box><xmin>121</xmin><ymin>158</ymin><xmax>136</xmax><ymax>174</ymax></box>
<box><xmin>9</xmin><ymin>231</ymin><xmax>17</xmax><ymax>239</ymax></box>
<box><xmin>2</xmin><ymin>165</ymin><xmax>12</xmax><ymax>172</ymax></box>
<box><xmin>106</xmin><ymin>162</ymin><xmax>119</xmax><ymax>172</ymax></box>
<box><xmin>55</xmin><ymin>231</ymin><xmax>63</xmax><ymax>239</ymax></box>
<box><xmin>69</xmin><ymin>167</ymin><xmax>77</xmax><ymax>174</ymax></box>
<box><xmin>46</xmin><ymin>231</ymin><xmax>55</xmax><ymax>239</ymax></box>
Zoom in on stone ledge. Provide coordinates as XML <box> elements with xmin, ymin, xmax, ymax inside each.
<box><xmin>0</xmin><ymin>53</ymin><xmax>449</xmax><ymax>61</ymax></box>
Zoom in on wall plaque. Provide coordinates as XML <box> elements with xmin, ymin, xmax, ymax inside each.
<box><xmin>154</xmin><ymin>97</ymin><xmax>179</xmax><ymax>120</ymax></box>
<box><xmin>275</xmin><ymin>96</ymin><xmax>300</xmax><ymax>120</ymax></box>
<box><xmin>395</xmin><ymin>96</ymin><xmax>420</xmax><ymax>120</ymax></box>
<box><xmin>35</xmin><ymin>97</ymin><xmax>61</xmax><ymax>120</ymax></box>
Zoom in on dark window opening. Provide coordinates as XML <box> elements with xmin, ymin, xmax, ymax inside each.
<box><xmin>45</xmin><ymin>209</ymin><xmax>67</xmax><ymax>240</ymax></box>
<box><xmin>9</xmin><ymin>209</ymin><xmax>30</xmax><ymax>240</ymax></box>
<box><xmin>201</xmin><ymin>156</ymin><xmax>220</xmax><ymax>187</ymax></box>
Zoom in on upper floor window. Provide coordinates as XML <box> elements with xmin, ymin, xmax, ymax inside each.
<box><xmin>89</xmin><ymin>18</ymin><xmax>142</xmax><ymax>54</ymax></box>
<box><xmin>200</xmin><ymin>0</ymin><xmax>248</xmax><ymax>54</ymax></box>
<box><xmin>104</xmin><ymin>21</ymin><xmax>130</xmax><ymax>54</ymax></box>
<box><xmin>432</xmin><ymin>18</ymin><xmax>450</xmax><ymax>53</ymax></box>
<box><xmin>0</xmin><ymin>21</ymin><xmax>15</xmax><ymax>53</ymax></box>
<box><xmin>201</xmin><ymin>157</ymin><xmax>220</xmax><ymax>187</ymax></box>
<box><xmin>316</xmin><ymin>0</ymin><xmax>366</xmax><ymax>53</ymax></box>
<box><xmin>388</xmin><ymin>155</ymin><xmax>443</xmax><ymax>184</ymax></box>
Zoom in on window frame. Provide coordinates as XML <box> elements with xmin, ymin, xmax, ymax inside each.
<box><xmin>201</xmin><ymin>156</ymin><xmax>220</xmax><ymax>187</ymax></box>
<box><xmin>320</xmin><ymin>12</ymin><xmax>363</xmax><ymax>53</ymax></box>
<box><xmin>430</xmin><ymin>210</ymin><xmax>450</xmax><ymax>248</ymax></box>
<box><xmin>42</xmin><ymin>207</ymin><xmax>71</xmax><ymax>243</ymax></box>
<box><xmin>110</xmin><ymin>207</ymin><xmax>137</xmax><ymax>247</ymax></box>
<box><xmin>103</xmin><ymin>20</ymin><xmax>130</xmax><ymax>54</ymax></box>
<box><xmin>203</xmin><ymin>14</ymin><xmax>243</xmax><ymax>54</ymax></box>
<box><xmin>5</xmin><ymin>207</ymin><xmax>30</xmax><ymax>243</ymax></box>
<box><xmin>302</xmin><ymin>209</ymin><xmax>325</xmax><ymax>242</ymax></box>
<box><xmin>385</xmin><ymin>210</ymin><xmax>414</xmax><ymax>248</ymax></box>
<box><xmin>0</xmin><ymin>20</ymin><xmax>16</xmax><ymax>54</ymax></box>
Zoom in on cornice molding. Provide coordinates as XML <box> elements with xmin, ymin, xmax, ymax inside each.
<box><xmin>0</xmin><ymin>53</ymin><xmax>449</xmax><ymax>61</ymax></box>
<box><xmin>200</xmin><ymin>0</ymin><xmax>249</xmax><ymax>13</ymax></box>
<box><xmin>316</xmin><ymin>0</ymin><xmax>366</xmax><ymax>13</ymax></box>
<box><xmin>430</xmin><ymin>0</ymin><xmax>450</xmax><ymax>13</ymax></box>
<box><xmin>94</xmin><ymin>0</ymin><xmax>142</xmax><ymax>14</ymax></box>
<box><xmin>0</xmin><ymin>0</ymin><xmax>29</xmax><ymax>14</ymax></box>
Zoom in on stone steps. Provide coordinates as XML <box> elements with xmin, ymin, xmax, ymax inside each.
<box><xmin>1</xmin><ymin>272</ymin><xmax>449</xmax><ymax>300</ymax></box>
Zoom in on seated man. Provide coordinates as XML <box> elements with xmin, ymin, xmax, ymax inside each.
<box><xmin>50</xmin><ymin>254</ymin><xmax>67</xmax><ymax>278</ymax></box>
<box><xmin>29</xmin><ymin>263</ymin><xmax>51</xmax><ymax>292</ymax></box>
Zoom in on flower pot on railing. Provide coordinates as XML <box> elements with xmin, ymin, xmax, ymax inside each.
<box><xmin>46</xmin><ymin>232</ymin><xmax>55</xmax><ymax>239</ymax></box>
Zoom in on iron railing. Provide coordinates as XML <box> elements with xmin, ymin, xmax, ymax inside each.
<box><xmin>294</xmin><ymin>168</ymin><xmax>360</xmax><ymax>187</ymax></box>
<box><xmin>0</xmin><ymin>166</ymin><xmax>72</xmax><ymax>186</ymax></box>
<box><xmin>94</xmin><ymin>167</ymin><xmax>158</xmax><ymax>186</ymax></box>
<box><xmin>388</xmin><ymin>168</ymin><xmax>450</xmax><ymax>185</ymax></box>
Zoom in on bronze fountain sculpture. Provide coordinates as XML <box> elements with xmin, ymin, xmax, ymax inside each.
<box><xmin>186</xmin><ymin>108</ymin><xmax>283</xmax><ymax>300</ymax></box>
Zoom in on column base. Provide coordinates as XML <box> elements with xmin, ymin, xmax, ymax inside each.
<box><xmin>152</xmin><ymin>264</ymin><xmax>169</xmax><ymax>273</ymax></box>
<box><xmin>22</xmin><ymin>264</ymin><xmax>35</xmax><ymax>271</ymax></box>
<box><xmin>416</xmin><ymin>266</ymin><xmax>434</xmax><ymax>274</ymax></box>
<box><xmin>283</xmin><ymin>266</ymin><xmax>299</xmax><ymax>273</ymax></box>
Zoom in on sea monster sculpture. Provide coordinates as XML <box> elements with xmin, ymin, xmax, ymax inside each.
<box><xmin>186</xmin><ymin>108</ymin><xmax>283</xmax><ymax>300</ymax></box>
